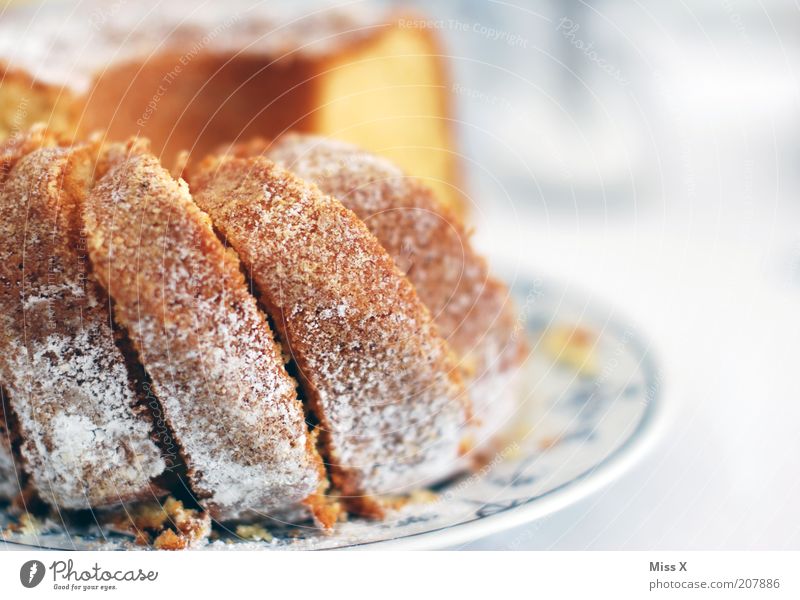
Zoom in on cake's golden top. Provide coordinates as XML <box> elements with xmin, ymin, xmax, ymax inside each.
<box><xmin>191</xmin><ymin>156</ymin><xmax>470</xmax><ymax>506</ymax></box>
<box><xmin>263</xmin><ymin>134</ymin><xmax>527</xmax><ymax>378</ymax></box>
<box><xmin>85</xmin><ymin>139</ymin><xmax>325</xmax><ymax>521</ymax></box>
<box><xmin>0</xmin><ymin>1</ymin><xmax>384</xmax><ymax>93</ymax></box>
<box><xmin>0</xmin><ymin>130</ymin><xmax>166</xmax><ymax>509</ymax></box>
<box><xmin>0</xmin><ymin>125</ymin><xmax>60</xmax><ymax>177</ymax></box>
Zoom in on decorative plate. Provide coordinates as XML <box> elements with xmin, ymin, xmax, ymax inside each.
<box><xmin>1</xmin><ymin>276</ymin><xmax>664</xmax><ymax>550</ymax></box>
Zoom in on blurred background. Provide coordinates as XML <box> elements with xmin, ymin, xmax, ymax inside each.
<box><xmin>412</xmin><ymin>0</ymin><xmax>799</xmax><ymax>550</ymax></box>
<box><xmin>2</xmin><ymin>0</ymin><xmax>798</xmax><ymax>549</ymax></box>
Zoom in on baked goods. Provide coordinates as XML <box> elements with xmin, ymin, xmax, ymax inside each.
<box><xmin>191</xmin><ymin>155</ymin><xmax>470</xmax><ymax>514</ymax></box>
<box><xmin>85</xmin><ymin>139</ymin><xmax>329</xmax><ymax>524</ymax></box>
<box><xmin>219</xmin><ymin>134</ymin><xmax>527</xmax><ymax>444</ymax></box>
<box><xmin>0</xmin><ymin>1</ymin><xmax>462</xmax><ymax>213</ymax></box>
<box><xmin>0</xmin><ymin>129</ymin><xmax>166</xmax><ymax>509</ymax></box>
<box><xmin>106</xmin><ymin>496</ymin><xmax>212</xmax><ymax>550</ymax></box>
<box><xmin>0</xmin><ymin>121</ymin><xmax>523</xmax><ymax>540</ymax></box>
<box><xmin>0</xmin><ymin>0</ymin><xmax>530</xmax><ymax>545</ymax></box>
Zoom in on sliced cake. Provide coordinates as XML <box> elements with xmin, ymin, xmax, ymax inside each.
<box><xmin>0</xmin><ymin>130</ymin><xmax>166</xmax><ymax>509</ymax></box>
<box><xmin>0</xmin><ymin>2</ymin><xmax>462</xmax><ymax>213</ymax></box>
<box><xmin>84</xmin><ymin>139</ymin><xmax>332</xmax><ymax>525</ymax></box>
<box><xmin>191</xmin><ymin>155</ymin><xmax>470</xmax><ymax>515</ymax></box>
<box><xmin>226</xmin><ymin>134</ymin><xmax>527</xmax><ymax>445</ymax></box>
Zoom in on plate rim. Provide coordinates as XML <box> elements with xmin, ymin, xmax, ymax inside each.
<box><xmin>344</xmin><ymin>285</ymin><xmax>669</xmax><ymax>550</ymax></box>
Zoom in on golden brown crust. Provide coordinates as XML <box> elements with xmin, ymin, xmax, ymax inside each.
<box><xmin>0</xmin><ymin>6</ymin><xmax>387</xmax><ymax>92</ymax></box>
<box><xmin>0</xmin><ymin>130</ymin><xmax>166</xmax><ymax>509</ymax></box>
<box><xmin>0</xmin><ymin>5</ymin><xmax>465</xmax><ymax>214</ymax></box>
<box><xmin>0</xmin><ymin>123</ymin><xmax>60</xmax><ymax>178</ymax></box>
<box><xmin>226</xmin><ymin>135</ymin><xmax>527</xmax><ymax>444</ymax></box>
<box><xmin>0</xmin><ymin>65</ymin><xmax>80</xmax><ymax>142</ymax></box>
<box><xmin>84</xmin><ymin>139</ymin><xmax>324</xmax><ymax>521</ymax></box>
<box><xmin>263</xmin><ymin>134</ymin><xmax>525</xmax><ymax>372</ymax></box>
<box><xmin>191</xmin><ymin>156</ymin><xmax>470</xmax><ymax>507</ymax></box>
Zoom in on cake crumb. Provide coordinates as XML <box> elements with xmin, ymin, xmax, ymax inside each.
<box><xmin>235</xmin><ymin>524</ymin><xmax>273</xmax><ymax>542</ymax></box>
<box><xmin>3</xmin><ymin>511</ymin><xmax>44</xmax><ymax>536</ymax></box>
<box><xmin>408</xmin><ymin>489</ymin><xmax>439</xmax><ymax>504</ymax></box>
<box><xmin>107</xmin><ymin>496</ymin><xmax>211</xmax><ymax>549</ymax></box>
<box><xmin>541</xmin><ymin>325</ymin><xmax>598</xmax><ymax>376</ymax></box>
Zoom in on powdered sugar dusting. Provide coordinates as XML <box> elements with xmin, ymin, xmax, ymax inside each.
<box><xmin>0</xmin><ymin>141</ymin><xmax>166</xmax><ymax>509</ymax></box>
<box><xmin>192</xmin><ymin>157</ymin><xmax>470</xmax><ymax>499</ymax></box>
<box><xmin>4</xmin><ymin>331</ymin><xmax>164</xmax><ymax>508</ymax></box>
<box><xmin>268</xmin><ymin>135</ymin><xmax>527</xmax><ymax>444</ymax></box>
<box><xmin>85</xmin><ymin>145</ymin><xmax>322</xmax><ymax>520</ymax></box>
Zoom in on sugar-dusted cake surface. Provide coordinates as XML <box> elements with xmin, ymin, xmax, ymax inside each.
<box><xmin>224</xmin><ymin>134</ymin><xmax>527</xmax><ymax>445</ymax></box>
<box><xmin>0</xmin><ymin>124</ymin><xmax>523</xmax><ymax>534</ymax></box>
<box><xmin>85</xmin><ymin>140</ymin><xmax>327</xmax><ymax>522</ymax></box>
<box><xmin>191</xmin><ymin>156</ymin><xmax>470</xmax><ymax>512</ymax></box>
<box><xmin>0</xmin><ymin>129</ymin><xmax>166</xmax><ymax>509</ymax></box>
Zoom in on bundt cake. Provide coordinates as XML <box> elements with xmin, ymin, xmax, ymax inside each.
<box><xmin>217</xmin><ymin>134</ymin><xmax>527</xmax><ymax>445</ymax></box>
<box><xmin>84</xmin><ymin>139</ymin><xmax>331</xmax><ymax>525</ymax></box>
<box><xmin>0</xmin><ymin>127</ymin><xmax>166</xmax><ymax>509</ymax></box>
<box><xmin>0</xmin><ymin>3</ymin><xmax>526</xmax><ymax>547</ymax></box>
<box><xmin>191</xmin><ymin>155</ymin><xmax>470</xmax><ymax>515</ymax></box>
<box><xmin>0</xmin><ymin>1</ymin><xmax>463</xmax><ymax>213</ymax></box>
<box><xmin>0</xmin><ymin>123</ymin><xmax>522</xmax><ymax>534</ymax></box>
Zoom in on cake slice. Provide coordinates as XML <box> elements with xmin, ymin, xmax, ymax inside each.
<box><xmin>84</xmin><ymin>139</ymin><xmax>332</xmax><ymax>524</ymax></box>
<box><xmin>224</xmin><ymin>134</ymin><xmax>527</xmax><ymax>446</ymax></box>
<box><xmin>0</xmin><ymin>127</ymin><xmax>57</xmax><ymax>504</ymax></box>
<box><xmin>191</xmin><ymin>156</ymin><xmax>470</xmax><ymax>515</ymax></box>
<box><xmin>0</xmin><ymin>131</ymin><xmax>166</xmax><ymax>509</ymax></box>
<box><xmin>0</xmin><ymin>2</ymin><xmax>463</xmax><ymax>213</ymax></box>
